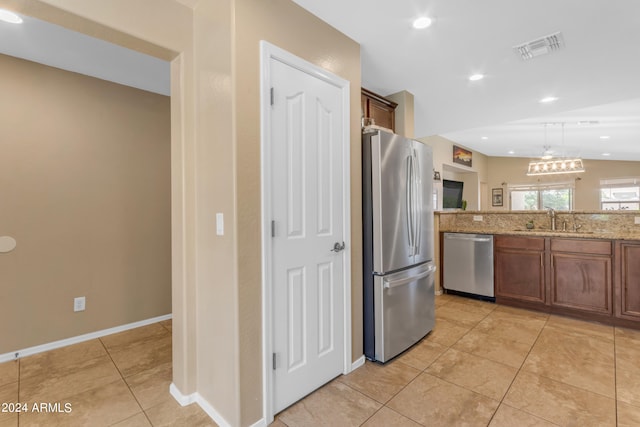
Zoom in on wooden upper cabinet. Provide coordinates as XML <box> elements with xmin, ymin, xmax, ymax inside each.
<box><xmin>361</xmin><ymin>88</ymin><xmax>397</xmax><ymax>132</ymax></box>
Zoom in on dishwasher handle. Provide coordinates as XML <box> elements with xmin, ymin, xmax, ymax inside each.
<box><xmin>445</xmin><ymin>234</ymin><xmax>492</xmax><ymax>243</ymax></box>
<box><xmin>383</xmin><ymin>264</ymin><xmax>436</xmax><ymax>289</ymax></box>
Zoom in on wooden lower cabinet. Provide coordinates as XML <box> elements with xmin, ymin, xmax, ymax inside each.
<box><xmin>550</xmin><ymin>239</ymin><xmax>613</xmax><ymax>316</ymax></box>
<box><xmin>616</xmin><ymin>241</ymin><xmax>640</xmax><ymax>321</ymax></box>
<box><xmin>494</xmin><ymin>235</ymin><xmax>546</xmax><ymax>304</ymax></box>
<box><xmin>493</xmin><ymin>235</ymin><xmax>626</xmax><ymax>324</ymax></box>
<box><xmin>452</xmin><ymin>233</ymin><xmax>640</xmax><ymax>327</ymax></box>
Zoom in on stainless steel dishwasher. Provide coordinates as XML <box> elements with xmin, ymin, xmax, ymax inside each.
<box><xmin>443</xmin><ymin>233</ymin><xmax>494</xmax><ymax>298</ymax></box>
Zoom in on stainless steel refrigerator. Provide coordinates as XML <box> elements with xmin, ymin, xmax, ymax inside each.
<box><xmin>362</xmin><ymin>128</ymin><xmax>436</xmax><ymax>363</ymax></box>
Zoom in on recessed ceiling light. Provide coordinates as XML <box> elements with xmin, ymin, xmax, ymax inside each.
<box><xmin>0</xmin><ymin>9</ymin><xmax>23</xmax><ymax>24</ymax></box>
<box><xmin>600</xmin><ymin>135</ymin><xmax>610</xmax><ymax>140</ymax></box>
<box><xmin>508</xmin><ymin>150</ymin><xmax>515</xmax><ymax>155</ymax></box>
<box><xmin>539</xmin><ymin>96</ymin><xmax>558</xmax><ymax>104</ymax></box>
<box><xmin>412</xmin><ymin>16</ymin><xmax>432</xmax><ymax>29</ymax></box>
<box><xmin>469</xmin><ymin>74</ymin><xmax>484</xmax><ymax>81</ymax></box>
<box><xmin>602</xmin><ymin>153</ymin><xmax>611</xmax><ymax>156</ymax></box>
<box><xmin>481</xmin><ymin>136</ymin><xmax>488</xmax><ymax>140</ymax></box>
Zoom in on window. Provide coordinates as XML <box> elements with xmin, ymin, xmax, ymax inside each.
<box><xmin>509</xmin><ymin>184</ymin><xmax>573</xmax><ymax>211</ymax></box>
<box><xmin>600</xmin><ymin>178</ymin><xmax>640</xmax><ymax>211</ymax></box>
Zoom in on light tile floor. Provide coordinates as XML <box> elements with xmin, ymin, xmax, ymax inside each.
<box><xmin>0</xmin><ymin>320</ymin><xmax>216</xmax><ymax>427</ymax></box>
<box><xmin>3</xmin><ymin>295</ymin><xmax>640</xmax><ymax>426</ymax></box>
<box><xmin>274</xmin><ymin>294</ymin><xmax>640</xmax><ymax>427</ymax></box>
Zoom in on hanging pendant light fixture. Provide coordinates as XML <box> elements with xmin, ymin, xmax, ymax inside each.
<box><xmin>527</xmin><ymin>122</ymin><xmax>586</xmax><ymax>176</ymax></box>
<box><xmin>527</xmin><ymin>158</ymin><xmax>585</xmax><ymax>176</ymax></box>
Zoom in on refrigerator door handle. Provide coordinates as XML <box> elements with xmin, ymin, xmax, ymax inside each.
<box><xmin>405</xmin><ymin>155</ymin><xmax>414</xmax><ymax>255</ymax></box>
<box><xmin>412</xmin><ymin>151</ymin><xmax>421</xmax><ymax>255</ymax></box>
<box><xmin>383</xmin><ymin>264</ymin><xmax>436</xmax><ymax>289</ymax></box>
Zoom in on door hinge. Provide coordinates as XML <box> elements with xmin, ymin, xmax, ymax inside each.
<box><xmin>272</xmin><ymin>352</ymin><xmax>277</xmax><ymax>370</ymax></box>
<box><xmin>271</xmin><ymin>220</ymin><xmax>276</xmax><ymax>237</ymax></box>
<box><xmin>270</xmin><ymin>87</ymin><xmax>274</xmax><ymax>106</ymax></box>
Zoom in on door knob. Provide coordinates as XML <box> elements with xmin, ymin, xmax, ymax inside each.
<box><xmin>331</xmin><ymin>241</ymin><xmax>345</xmax><ymax>252</ymax></box>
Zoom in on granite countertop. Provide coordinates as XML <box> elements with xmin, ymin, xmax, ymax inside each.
<box><xmin>440</xmin><ymin>228</ymin><xmax>640</xmax><ymax>241</ymax></box>
<box><xmin>437</xmin><ymin>210</ymin><xmax>640</xmax><ymax>241</ymax></box>
<box><xmin>436</xmin><ymin>210</ymin><xmax>637</xmax><ymax>215</ymax></box>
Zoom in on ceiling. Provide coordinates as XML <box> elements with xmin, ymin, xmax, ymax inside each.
<box><xmin>3</xmin><ymin>2</ymin><xmax>640</xmax><ymax>161</ymax></box>
<box><xmin>0</xmin><ymin>12</ymin><xmax>169</xmax><ymax>96</ymax></box>
<box><xmin>292</xmin><ymin>0</ymin><xmax>640</xmax><ymax>161</ymax></box>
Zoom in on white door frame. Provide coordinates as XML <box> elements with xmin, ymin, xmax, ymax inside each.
<box><xmin>259</xmin><ymin>41</ymin><xmax>352</xmax><ymax>424</ymax></box>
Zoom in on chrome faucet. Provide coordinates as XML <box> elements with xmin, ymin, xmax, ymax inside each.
<box><xmin>571</xmin><ymin>213</ymin><xmax>582</xmax><ymax>233</ymax></box>
<box><xmin>546</xmin><ymin>207</ymin><xmax>557</xmax><ymax>231</ymax></box>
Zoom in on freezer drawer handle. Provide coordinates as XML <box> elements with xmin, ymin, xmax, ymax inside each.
<box><xmin>331</xmin><ymin>241</ymin><xmax>346</xmax><ymax>252</ymax></box>
<box><xmin>383</xmin><ymin>265</ymin><xmax>436</xmax><ymax>289</ymax></box>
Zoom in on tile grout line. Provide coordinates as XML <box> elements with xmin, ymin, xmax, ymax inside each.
<box><xmin>336</xmin><ymin>362</ymin><xmax>427</xmax><ymax>426</ymax></box>
<box><xmin>614</xmin><ymin>326</ymin><xmax>618</xmax><ymax>427</ymax></box>
<box><xmin>98</xmin><ymin>337</ymin><xmax>154</xmax><ymax>427</ymax></box>
<box><xmin>383</xmin><ymin>359</ymin><xmax>429</xmax><ymax>426</ymax></box>
<box><xmin>439</xmin><ymin>302</ymin><xmax>546</xmax><ymax>427</ymax></box>
<box><xmin>17</xmin><ymin>358</ymin><xmax>20</xmax><ymax>427</ymax></box>
<box><xmin>422</xmin><ymin>301</ymin><xmax>549</xmax><ymax>426</ymax></box>
<box><xmin>416</xmin><ymin>305</ymin><xmax>526</xmax><ymax>426</ymax></box>
<box><xmin>329</xmin><ymin>377</ymin><xmax>391</xmax><ymax>426</ymax></box>
<box><xmin>352</xmin><ymin>371</ymin><xmax>427</xmax><ymax>427</ymax></box>
<box><xmin>358</xmin><ymin>300</ymin><xmax>499</xmax><ymax>427</ymax></box>
<box><xmin>486</xmin><ymin>313</ymin><xmax>562</xmax><ymax>427</ymax></box>
<box><xmin>515</xmin><ymin>321</ymin><xmax>619</xmax><ymax>402</ymax></box>
<box><xmin>384</xmin><ymin>303</ymin><xmax>493</xmax><ymax>424</ymax></box>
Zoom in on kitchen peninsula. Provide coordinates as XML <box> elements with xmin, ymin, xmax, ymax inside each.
<box><xmin>436</xmin><ymin>210</ymin><xmax>640</xmax><ymax>329</ymax></box>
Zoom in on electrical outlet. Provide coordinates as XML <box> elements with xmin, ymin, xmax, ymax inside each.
<box><xmin>74</xmin><ymin>296</ymin><xmax>86</xmax><ymax>312</ymax></box>
<box><xmin>473</xmin><ymin>215</ymin><xmax>483</xmax><ymax>222</ymax></box>
<box><xmin>635</xmin><ymin>216</ymin><xmax>640</xmax><ymax>225</ymax></box>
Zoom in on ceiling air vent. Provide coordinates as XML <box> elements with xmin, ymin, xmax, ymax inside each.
<box><xmin>514</xmin><ymin>32</ymin><xmax>565</xmax><ymax>60</ymax></box>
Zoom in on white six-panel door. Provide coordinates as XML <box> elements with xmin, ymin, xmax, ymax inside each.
<box><xmin>267</xmin><ymin>51</ymin><xmax>348</xmax><ymax>414</ymax></box>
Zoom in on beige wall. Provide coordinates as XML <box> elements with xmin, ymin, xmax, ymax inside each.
<box><xmin>234</xmin><ymin>0</ymin><xmax>361</xmax><ymax>423</ymax></box>
<box><xmin>0</xmin><ymin>0</ymin><xmax>361</xmax><ymax>425</ymax></box>
<box><xmin>420</xmin><ymin>135</ymin><xmax>489</xmax><ymax>211</ymax></box>
<box><xmin>487</xmin><ymin>157</ymin><xmax>640</xmax><ymax>211</ymax></box>
<box><xmin>192</xmin><ymin>0</ymin><xmax>241</xmax><ymax>422</ymax></box>
<box><xmin>0</xmin><ymin>0</ymin><xmax>202</xmax><ymax>416</ymax></box>
<box><xmin>387</xmin><ymin>90</ymin><xmax>415</xmax><ymax>138</ymax></box>
<box><xmin>0</xmin><ymin>54</ymin><xmax>171</xmax><ymax>353</ymax></box>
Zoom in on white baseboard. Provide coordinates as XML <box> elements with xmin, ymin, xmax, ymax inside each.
<box><xmin>196</xmin><ymin>395</ymin><xmax>233</xmax><ymax>427</ymax></box>
<box><xmin>169</xmin><ymin>383</ymin><xmax>197</xmax><ymax>406</ymax></box>
<box><xmin>248</xmin><ymin>418</ymin><xmax>267</xmax><ymax>427</ymax></box>
<box><xmin>169</xmin><ymin>383</ymin><xmax>234</xmax><ymax>427</ymax></box>
<box><xmin>351</xmin><ymin>354</ymin><xmax>366</xmax><ymax>371</ymax></box>
<box><xmin>0</xmin><ymin>314</ymin><xmax>172</xmax><ymax>363</ymax></box>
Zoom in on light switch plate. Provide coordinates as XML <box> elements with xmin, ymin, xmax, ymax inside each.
<box><xmin>216</xmin><ymin>213</ymin><xmax>224</xmax><ymax>235</ymax></box>
<box><xmin>473</xmin><ymin>215</ymin><xmax>483</xmax><ymax>222</ymax></box>
<box><xmin>635</xmin><ymin>216</ymin><xmax>640</xmax><ymax>225</ymax></box>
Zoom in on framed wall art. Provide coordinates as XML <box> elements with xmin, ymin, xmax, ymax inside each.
<box><xmin>492</xmin><ymin>188</ymin><xmax>503</xmax><ymax>207</ymax></box>
<box><xmin>453</xmin><ymin>145</ymin><xmax>472</xmax><ymax>167</ymax></box>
